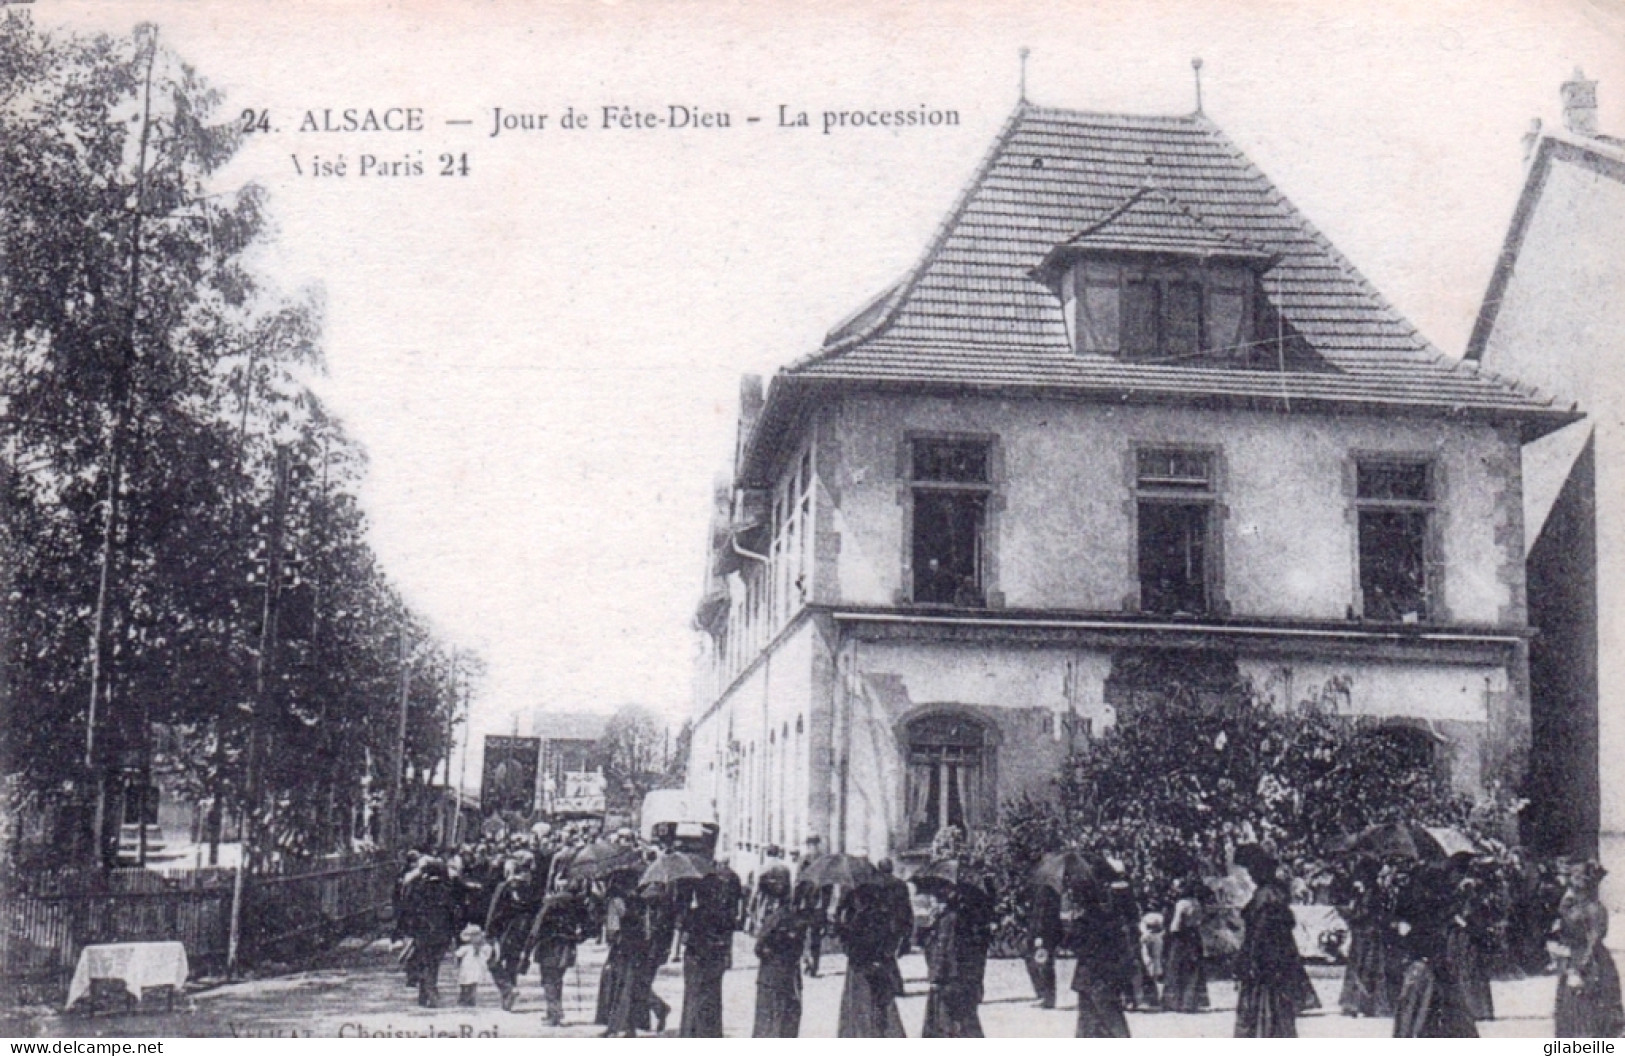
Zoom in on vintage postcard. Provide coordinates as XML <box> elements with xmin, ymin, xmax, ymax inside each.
<box><xmin>4</xmin><ymin>0</ymin><xmax>1625</xmax><ymax>1042</ymax></box>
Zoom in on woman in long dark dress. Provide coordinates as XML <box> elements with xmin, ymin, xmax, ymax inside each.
<box><xmin>1162</xmin><ymin>877</ymin><xmax>1210</xmax><ymax>1014</ymax></box>
<box><xmin>837</xmin><ymin>883</ymin><xmax>908</xmax><ymax>1037</ymax></box>
<box><xmin>1448</xmin><ymin>862</ymin><xmax>1496</xmax><ymax>1021</ymax></box>
<box><xmin>1392</xmin><ymin>862</ymin><xmax>1477</xmax><ymax>1037</ymax></box>
<box><xmin>752</xmin><ymin>867</ymin><xmax>806</xmax><ymax>1038</ymax></box>
<box><xmin>1024</xmin><ymin>883</ymin><xmax>1063</xmax><ymax>1009</ymax></box>
<box><xmin>1336</xmin><ymin>857</ymin><xmax>1396</xmax><ymax>1017</ymax></box>
<box><xmin>1233</xmin><ymin>846</ymin><xmax>1304</xmax><ymax>1038</ymax></box>
<box><xmin>678</xmin><ymin>871</ymin><xmax>734</xmax><ymax>1037</ymax></box>
<box><xmin>1553</xmin><ymin>860</ymin><xmax>1625</xmax><ymax>1038</ymax></box>
<box><xmin>604</xmin><ymin>880</ymin><xmax>673</xmax><ymax>1036</ymax></box>
<box><xmin>595</xmin><ymin>875</ymin><xmax>636</xmax><ymax>1028</ymax></box>
<box><xmin>918</xmin><ymin>883</ymin><xmax>986</xmax><ymax>1038</ymax></box>
<box><xmin>1071</xmin><ymin>879</ymin><xmax>1132</xmax><ymax>1037</ymax></box>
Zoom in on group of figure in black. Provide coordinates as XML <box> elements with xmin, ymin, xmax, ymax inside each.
<box><xmin>390</xmin><ymin>819</ymin><xmax>1625</xmax><ymax>1038</ymax></box>
<box><xmin>1331</xmin><ymin>851</ymin><xmax>1625</xmax><ymax>1037</ymax></box>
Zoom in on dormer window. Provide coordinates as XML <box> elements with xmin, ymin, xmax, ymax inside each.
<box><xmin>1062</xmin><ymin>261</ymin><xmax>1259</xmax><ymax>360</ymax></box>
<box><xmin>1035</xmin><ymin>186</ymin><xmax>1277</xmax><ymax>364</ymax></box>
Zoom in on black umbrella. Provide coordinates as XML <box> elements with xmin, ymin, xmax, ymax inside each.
<box><xmin>799</xmin><ymin>853</ymin><xmax>885</xmax><ymax>889</ymax></box>
<box><xmin>1333</xmin><ymin>823</ymin><xmax>1470</xmax><ymax>862</ymax></box>
<box><xmin>564</xmin><ymin>840</ymin><xmax>643</xmax><ymax>880</ymax></box>
<box><xmin>911</xmin><ymin>857</ymin><xmax>989</xmax><ymax>897</ymax></box>
<box><xmin>640</xmin><ymin>850</ymin><xmax>715</xmax><ymax>888</ymax></box>
<box><xmin>1032</xmin><ymin>850</ymin><xmax>1117</xmax><ymax>895</ymax></box>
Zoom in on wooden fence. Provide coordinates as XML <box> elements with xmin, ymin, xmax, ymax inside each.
<box><xmin>0</xmin><ymin>855</ymin><xmax>395</xmax><ymax>1005</ymax></box>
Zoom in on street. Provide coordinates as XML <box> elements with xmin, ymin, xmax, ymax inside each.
<box><xmin>16</xmin><ymin>935</ymin><xmax>1563</xmax><ymax>1039</ymax></box>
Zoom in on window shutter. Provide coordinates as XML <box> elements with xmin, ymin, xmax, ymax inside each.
<box><xmin>1166</xmin><ymin>281</ymin><xmax>1202</xmax><ymax>356</ymax></box>
<box><xmin>1207</xmin><ymin>289</ymin><xmax>1246</xmax><ymax>355</ymax></box>
<box><xmin>1081</xmin><ymin>284</ymin><xmax>1122</xmax><ymax>353</ymax></box>
<box><xmin>1122</xmin><ymin>281</ymin><xmax>1159</xmax><ymax>358</ymax></box>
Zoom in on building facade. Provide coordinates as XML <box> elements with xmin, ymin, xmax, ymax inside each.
<box><xmin>1467</xmin><ymin>74</ymin><xmax>1624</xmax><ymax>880</ymax></box>
<box><xmin>687</xmin><ymin>101</ymin><xmax>1575</xmax><ymax>875</ymax></box>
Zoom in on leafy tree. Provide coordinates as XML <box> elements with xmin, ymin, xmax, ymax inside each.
<box><xmin>1</xmin><ymin>14</ymin><xmax>472</xmax><ymax>872</ymax></box>
<box><xmin>599</xmin><ymin>705</ymin><xmax>667</xmax><ymax>816</ymax></box>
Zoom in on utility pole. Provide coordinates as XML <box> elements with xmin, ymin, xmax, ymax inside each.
<box><xmin>208</xmin><ymin>337</ymin><xmax>264</xmax><ymax>865</ymax></box>
<box><xmin>227</xmin><ymin>446</ymin><xmax>290</xmax><ymax>975</ymax></box>
<box><xmin>85</xmin><ymin>27</ymin><xmax>159</xmax><ymax>871</ymax></box>
<box><xmin>391</xmin><ymin>621</ymin><xmax>412</xmax><ymax>851</ymax></box>
<box><xmin>452</xmin><ymin>667</ymin><xmax>471</xmax><ymax>847</ymax></box>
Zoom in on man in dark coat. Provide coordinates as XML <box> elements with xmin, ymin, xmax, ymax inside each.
<box><xmin>797</xmin><ymin>836</ymin><xmax>827</xmax><ymax>976</ymax></box>
<box><xmin>484</xmin><ymin>855</ymin><xmax>544</xmax><ymax>1011</ymax></box>
<box><xmin>529</xmin><ymin>879</ymin><xmax>591</xmax><ymax>1027</ymax></box>
<box><xmin>1025</xmin><ymin>883</ymin><xmax>1063</xmax><ymax>1009</ymax></box>
<box><xmin>678</xmin><ymin>871</ymin><xmax>735</xmax><ymax>1037</ymax></box>
<box><xmin>752</xmin><ymin>867</ymin><xmax>806</xmax><ymax>1037</ymax></box>
<box><xmin>401</xmin><ymin>858</ymin><xmax>461</xmax><ymax>1008</ymax></box>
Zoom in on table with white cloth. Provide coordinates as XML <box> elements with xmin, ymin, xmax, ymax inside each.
<box><xmin>65</xmin><ymin>941</ymin><xmax>189</xmax><ymax>1012</ymax></box>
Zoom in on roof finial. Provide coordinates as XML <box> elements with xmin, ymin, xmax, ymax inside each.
<box><xmin>1192</xmin><ymin>57</ymin><xmax>1205</xmax><ymax>114</ymax></box>
<box><xmin>1019</xmin><ymin>47</ymin><xmax>1031</xmax><ymax>104</ymax></box>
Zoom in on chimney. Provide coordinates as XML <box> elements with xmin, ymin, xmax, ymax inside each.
<box><xmin>1521</xmin><ymin>118</ymin><xmax>1543</xmax><ymax>163</ymax></box>
<box><xmin>1562</xmin><ymin>68</ymin><xmax>1598</xmax><ymax>137</ymax></box>
<box><xmin>732</xmin><ymin>374</ymin><xmax>765</xmax><ymax>477</ymax></box>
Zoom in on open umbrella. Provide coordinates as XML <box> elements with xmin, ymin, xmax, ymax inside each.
<box><xmin>799</xmin><ymin>853</ymin><xmax>884</xmax><ymax>889</ymax></box>
<box><xmin>1032</xmin><ymin>850</ymin><xmax>1117</xmax><ymax>895</ymax></box>
<box><xmin>1334</xmin><ymin>823</ymin><xmax>1473</xmax><ymax>861</ymax></box>
<box><xmin>640</xmin><ymin>850</ymin><xmax>715</xmax><ymax>888</ymax></box>
<box><xmin>564</xmin><ymin>840</ymin><xmax>643</xmax><ymax>880</ymax></box>
<box><xmin>911</xmin><ymin>857</ymin><xmax>991</xmax><ymax>897</ymax></box>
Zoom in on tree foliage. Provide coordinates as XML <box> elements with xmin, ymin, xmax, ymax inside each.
<box><xmin>598</xmin><ymin>704</ymin><xmax>667</xmax><ymax>810</ymax></box>
<box><xmin>976</xmin><ymin>666</ymin><xmax>1520</xmax><ymax>953</ymax></box>
<box><xmin>1</xmin><ymin>14</ymin><xmax>475</xmax><ymax>871</ymax></box>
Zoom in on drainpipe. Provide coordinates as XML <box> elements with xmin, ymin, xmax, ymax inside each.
<box><xmin>730</xmin><ymin>534</ymin><xmax>769</xmax><ymax>565</ymax></box>
<box><xmin>836</xmin><ymin>639</ymin><xmax>856</xmax><ymax>854</ymax></box>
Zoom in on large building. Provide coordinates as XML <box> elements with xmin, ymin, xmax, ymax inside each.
<box><xmin>685</xmin><ymin>98</ymin><xmax>1577</xmax><ymax>874</ymax></box>
<box><xmin>1466</xmin><ymin>75</ymin><xmax>1624</xmax><ymax>883</ymax></box>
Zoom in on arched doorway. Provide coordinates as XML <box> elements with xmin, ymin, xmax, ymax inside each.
<box><xmin>902</xmin><ymin>710</ymin><xmax>994</xmax><ymax>849</ymax></box>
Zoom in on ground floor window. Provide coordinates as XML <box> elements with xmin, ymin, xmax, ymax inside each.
<box><xmin>905</xmin><ymin>712</ymin><xmax>987</xmax><ymax>847</ymax></box>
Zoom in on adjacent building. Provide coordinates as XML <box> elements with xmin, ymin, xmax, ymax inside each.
<box><xmin>1466</xmin><ymin>73</ymin><xmax>1625</xmax><ymax>881</ymax></box>
<box><xmin>530</xmin><ymin>710</ymin><xmax>610</xmax><ymax>818</ymax></box>
<box><xmin>686</xmin><ymin>98</ymin><xmax>1577</xmax><ymax>874</ymax></box>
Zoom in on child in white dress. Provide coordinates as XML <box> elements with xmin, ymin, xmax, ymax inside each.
<box><xmin>454</xmin><ymin>923</ymin><xmax>494</xmax><ymax>1007</ymax></box>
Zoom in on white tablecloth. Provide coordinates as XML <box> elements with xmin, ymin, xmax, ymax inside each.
<box><xmin>66</xmin><ymin>942</ymin><xmax>189</xmax><ymax>1010</ymax></box>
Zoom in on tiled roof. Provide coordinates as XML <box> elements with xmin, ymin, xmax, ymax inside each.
<box><xmin>1036</xmin><ymin>185</ymin><xmax>1276</xmax><ymax>277</ymax></box>
<box><xmin>530</xmin><ymin>710</ymin><xmax>608</xmax><ymax>742</ymax></box>
<box><xmin>791</xmin><ymin>105</ymin><xmax>1572</xmax><ymax>426</ymax></box>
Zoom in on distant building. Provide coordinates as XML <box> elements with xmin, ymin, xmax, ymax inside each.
<box><xmin>1466</xmin><ymin>73</ymin><xmax>1623</xmax><ymax>874</ymax></box>
<box><xmin>687</xmin><ymin>96</ymin><xmax>1573</xmax><ymax>875</ymax></box>
<box><xmin>530</xmin><ymin>711</ymin><xmax>610</xmax><ymax>817</ymax></box>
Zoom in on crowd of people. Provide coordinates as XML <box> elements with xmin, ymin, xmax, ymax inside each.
<box><xmin>388</xmin><ymin>820</ymin><xmax>1625</xmax><ymax>1039</ymax></box>
<box><xmin>1013</xmin><ymin>842</ymin><xmax>1625</xmax><ymax>1039</ymax></box>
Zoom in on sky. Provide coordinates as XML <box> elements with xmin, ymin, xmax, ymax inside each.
<box><xmin>33</xmin><ymin>0</ymin><xmax>1625</xmax><ymax>780</ymax></box>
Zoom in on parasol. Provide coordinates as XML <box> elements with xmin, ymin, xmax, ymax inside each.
<box><xmin>564</xmin><ymin>840</ymin><xmax>643</xmax><ymax>880</ymax></box>
<box><xmin>640</xmin><ymin>850</ymin><xmax>716</xmax><ymax>888</ymax></box>
<box><xmin>799</xmin><ymin>853</ymin><xmax>885</xmax><ymax>889</ymax></box>
<box><xmin>1032</xmin><ymin>850</ymin><xmax>1117</xmax><ymax>895</ymax></box>
<box><xmin>911</xmin><ymin>857</ymin><xmax>989</xmax><ymax>897</ymax></box>
<box><xmin>1332</xmin><ymin>822</ymin><xmax>1476</xmax><ymax>861</ymax></box>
